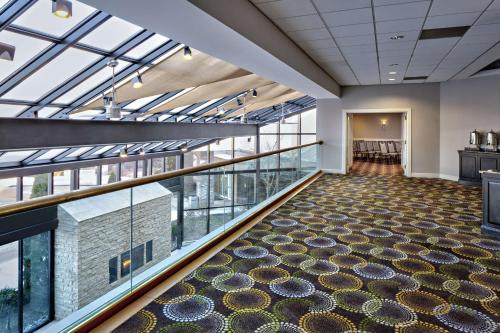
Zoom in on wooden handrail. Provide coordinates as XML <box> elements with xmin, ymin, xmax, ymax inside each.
<box><xmin>0</xmin><ymin>141</ymin><xmax>322</xmax><ymax>217</ymax></box>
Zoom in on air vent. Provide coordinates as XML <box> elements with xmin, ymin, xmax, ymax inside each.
<box><xmin>480</xmin><ymin>58</ymin><xmax>500</xmax><ymax>72</ymax></box>
<box><xmin>471</xmin><ymin>58</ymin><xmax>500</xmax><ymax>78</ymax></box>
<box><xmin>419</xmin><ymin>26</ymin><xmax>470</xmax><ymax>40</ymax></box>
<box><xmin>404</xmin><ymin>76</ymin><xmax>428</xmax><ymax>80</ymax></box>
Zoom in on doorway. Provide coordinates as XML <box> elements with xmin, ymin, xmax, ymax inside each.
<box><xmin>342</xmin><ymin>109</ymin><xmax>411</xmax><ymax>176</ymax></box>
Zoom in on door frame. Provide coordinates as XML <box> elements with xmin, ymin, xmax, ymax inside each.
<box><xmin>341</xmin><ymin>108</ymin><xmax>412</xmax><ymax>176</ymax></box>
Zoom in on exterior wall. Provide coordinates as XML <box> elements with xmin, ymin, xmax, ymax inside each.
<box><xmin>316</xmin><ymin>98</ymin><xmax>343</xmax><ymax>172</ymax></box>
<box><xmin>440</xmin><ymin>76</ymin><xmax>500</xmax><ymax>179</ymax></box>
<box><xmin>352</xmin><ymin>113</ymin><xmax>402</xmax><ymax>140</ymax></box>
<box><xmin>54</xmin><ymin>193</ymin><xmax>171</xmax><ymax>319</ymax></box>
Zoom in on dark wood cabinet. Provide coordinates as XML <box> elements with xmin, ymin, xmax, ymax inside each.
<box><xmin>482</xmin><ymin>171</ymin><xmax>500</xmax><ymax>238</ymax></box>
<box><xmin>459</xmin><ymin>150</ymin><xmax>500</xmax><ymax>185</ymax></box>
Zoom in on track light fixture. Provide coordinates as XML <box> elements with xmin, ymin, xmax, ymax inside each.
<box><xmin>0</xmin><ymin>42</ymin><xmax>15</xmax><ymax>61</ymax></box>
<box><xmin>183</xmin><ymin>46</ymin><xmax>192</xmax><ymax>60</ymax></box>
<box><xmin>139</xmin><ymin>147</ymin><xmax>146</xmax><ymax>155</ymax></box>
<box><xmin>131</xmin><ymin>72</ymin><xmax>143</xmax><ymax>89</ymax></box>
<box><xmin>217</xmin><ymin>107</ymin><xmax>225</xmax><ymax>115</ymax></box>
<box><xmin>180</xmin><ymin>142</ymin><xmax>188</xmax><ymax>153</ymax></box>
<box><xmin>120</xmin><ymin>147</ymin><xmax>128</xmax><ymax>158</ymax></box>
<box><xmin>252</xmin><ymin>88</ymin><xmax>257</xmax><ymax>97</ymax></box>
<box><xmin>236</xmin><ymin>97</ymin><xmax>243</xmax><ymax>106</ymax></box>
<box><xmin>52</xmin><ymin>0</ymin><xmax>72</xmax><ymax>19</ymax></box>
<box><xmin>105</xmin><ymin>59</ymin><xmax>121</xmax><ymax>120</ymax></box>
<box><xmin>247</xmin><ymin>137</ymin><xmax>252</xmax><ymax>143</ymax></box>
<box><xmin>240</xmin><ymin>114</ymin><xmax>247</xmax><ymax>124</ymax></box>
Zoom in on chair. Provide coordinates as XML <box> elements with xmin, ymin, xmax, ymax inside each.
<box><xmin>378</xmin><ymin>141</ymin><xmax>390</xmax><ymax>163</ymax></box>
<box><xmin>387</xmin><ymin>141</ymin><xmax>399</xmax><ymax>163</ymax></box>
<box><xmin>366</xmin><ymin>141</ymin><xmax>376</xmax><ymax>160</ymax></box>
<box><xmin>359</xmin><ymin>141</ymin><xmax>369</xmax><ymax>160</ymax></box>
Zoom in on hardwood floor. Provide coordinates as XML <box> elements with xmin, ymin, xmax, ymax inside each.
<box><xmin>350</xmin><ymin>160</ymin><xmax>404</xmax><ymax>176</ymax></box>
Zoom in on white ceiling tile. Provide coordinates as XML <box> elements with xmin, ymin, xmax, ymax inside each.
<box><xmin>274</xmin><ymin>14</ymin><xmax>324</xmax><ymax>31</ymax></box>
<box><xmin>257</xmin><ymin>0</ymin><xmax>317</xmax><ymax>19</ymax></box>
<box><xmin>460</xmin><ymin>33</ymin><xmax>499</xmax><ymax>45</ymax></box>
<box><xmin>307</xmin><ymin>46</ymin><xmax>343</xmax><ymax>57</ymax></box>
<box><xmin>378</xmin><ymin>41</ymin><xmax>416</xmax><ymax>51</ymax></box>
<box><xmin>341</xmin><ymin>44</ymin><xmax>377</xmax><ymax>53</ymax></box>
<box><xmin>428</xmin><ymin>0</ymin><xmax>492</xmax><ymax>16</ymax></box>
<box><xmin>376</xmin><ymin>17</ymin><xmax>425</xmax><ymax>33</ymax></box>
<box><xmin>321</xmin><ymin>8</ymin><xmax>373</xmax><ymax>27</ymax></box>
<box><xmin>374</xmin><ymin>0</ymin><xmax>427</xmax><ymax>5</ymax></box>
<box><xmin>378</xmin><ymin>48</ymin><xmax>414</xmax><ymax>57</ymax></box>
<box><xmin>300</xmin><ymin>38</ymin><xmax>337</xmax><ymax>50</ymax></box>
<box><xmin>466</xmin><ymin>23</ymin><xmax>500</xmax><ymax>35</ymax></box>
<box><xmin>490</xmin><ymin>0</ymin><xmax>500</xmax><ymax>10</ymax></box>
<box><xmin>475</xmin><ymin>10</ymin><xmax>500</xmax><ymax>25</ymax></box>
<box><xmin>424</xmin><ymin>12</ymin><xmax>482</xmax><ymax>29</ymax></box>
<box><xmin>330</xmin><ymin>23</ymin><xmax>374</xmax><ymax>37</ymax></box>
<box><xmin>374</xmin><ymin>1</ymin><xmax>430</xmax><ymax>21</ymax></box>
<box><xmin>312</xmin><ymin>0</ymin><xmax>371</xmax><ymax>12</ymax></box>
<box><xmin>335</xmin><ymin>34</ymin><xmax>375</xmax><ymax>46</ymax></box>
<box><xmin>287</xmin><ymin>28</ymin><xmax>331</xmax><ymax>41</ymax></box>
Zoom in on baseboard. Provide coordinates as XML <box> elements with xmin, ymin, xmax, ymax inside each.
<box><xmin>322</xmin><ymin>168</ymin><xmax>345</xmax><ymax>174</ymax></box>
<box><xmin>411</xmin><ymin>173</ymin><xmax>459</xmax><ymax>181</ymax></box>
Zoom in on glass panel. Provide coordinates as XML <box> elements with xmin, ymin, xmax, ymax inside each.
<box><xmin>13</xmin><ymin>0</ymin><xmax>96</xmax><ymax>37</ymax></box>
<box><xmin>280</xmin><ymin>115</ymin><xmax>299</xmax><ymax>134</ymax></box>
<box><xmin>3</xmin><ymin>47</ymin><xmax>101</xmax><ymax>101</ymax></box>
<box><xmin>124</xmin><ymin>94</ymin><xmax>162</xmax><ymax>110</ymax></box>
<box><xmin>301</xmin><ymin>109</ymin><xmax>316</xmax><ymax>133</ymax></box>
<box><xmin>121</xmin><ymin>161</ymin><xmax>136</xmax><ymax>181</ymax></box>
<box><xmin>67</xmin><ymin>147</ymin><xmax>92</xmax><ymax>158</ymax></box>
<box><xmin>0</xmin><ymin>177</ymin><xmax>17</xmax><ymax>205</ymax></box>
<box><xmin>69</xmin><ymin>110</ymin><xmax>103</xmax><ymax>119</ymax></box>
<box><xmin>183</xmin><ymin>209</ymin><xmax>208</xmax><ymax>244</ymax></box>
<box><xmin>53</xmin><ymin>170</ymin><xmax>72</xmax><ymax>194</ymax></box>
<box><xmin>0</xmin><ymin>150</ymin><xmax>37</xmax><ymax>163</ymax></box>
<box><xmin>280</xmin><ymin>149</ymin><xmax>299</xmax><ymax>189</ymax></box>
<box><xmin>37</xmin><ymin>107</ymin><xmax>60</xmax><ymax>118</ymax></box>
<box><xmin>258</xmin><ymin>154</ymin><xmax>279</xmax><ymax>201</ymax></box>
<box><xmin>23</xmin><ymin>232</ymin><xmax>50</xmax><ymax>332</ymax></box>
<box><xmin>124</xmin><ymin>34</ymin><xmax>170</xmax><ymax>59</ymax></box>
<box><xmin>78</xmin><ymin>16</ymin><xmax>142</xmax><ymax>51</ymax></box>
<box><xmin>23</xmin><ymin>173</ymin><xmax>50</xmax><ymax>200</ymax></box>
<box><xmin>235</xmin><ymin>173</ymin><xmax>255</xmax><ymax>205</ymax></box>
<box><xmin>35</xmin><ymin>148</ymin><xmax>67</xmax><ymax>161</ymax></box>
<box><xmin>301</xmin><ymin>134</ymin><xmax>317</xmax><ymax>145</ymax></box>
<box><xmin>102</xmin><ymin>164</ymin><xmax>119</xmax><ymax>184</ymax></box>
<box><xmin>91</xmin><ymin>145</ymin><xmax>115</xmax><ymax>156</ymax></box>
<box><xmin>0</xmin><ymin>31</ymin><xmax>50</xmax><ymax>82</ymax></box>
<box><xmin>137</xmin><ymin>160</ymin><xmax>145</xmax><ymax>178</ymax></box>
<box><xmin>209</xmin><ymin>138</ymin><xmax>232</xmax><ymax>162</ymax></box>
<box><xmin>280</xmin><ymin>134</ymin><xmax>298</xmax><ymax>149</ymax></box>
<box><xmin>165</xmin><ymin>156</ymin><xmax>176</xmax><ymax>171</ymax></box>
<box><xmin>152</xmin><ymin>158</ymin><xmax>164</xmax><ymax>175</ymax></box>
<box><xmin>234</xmin><ymin>136</ymin><xmax>255</xmax><ymax>170</ymax></box>
<box><xmin>260</xmin><ymin>134</ymin><xmax>278</xmax><ymax>152</ymax></box>
<box><xmin>210</xmin><ymin>167</ymin><xmax>232</xmax><ymax>209</ymax></box>
<box><xmin>79</xmin><ymin>166</ymin><xmax>98</xmax><ymax>189</ymax></box>
<box><xmin>0</xmin><ymin>104</ymin><xmax>26</xmax><ymax>118</ymax></box>
<box><xmin>54</xmin><ymin>60</ymin><xmax>131</xmax><ymax>104</ymax></box>
<box><xmin>184</xmin><ymin>146</ymin><xmax>208</xmax><ymax>167</ymax></box>
<box><xmin>260</xmin><ymin>122</ymin><xmax>278</xmax><ymax>133</ymax></box>
<box><xmin>0</xmin><ymin>241</ymin><xmax>19</xmax><ymax>332</ymax></box>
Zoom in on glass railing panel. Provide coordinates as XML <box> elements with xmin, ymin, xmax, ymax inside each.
<box><xmin>279</xmin><ymin>149</ymin><xmax>299</xmax><ymax>190</ymax></box>
<box><xmin>300</xmin><ymin>144</ymin><xmax>319</xmax><ymax>177</ymax></box>
<box><xmin>0</xmin><ymin>240</ymin><xmax>20</xmax><ymax>332</ymax></box>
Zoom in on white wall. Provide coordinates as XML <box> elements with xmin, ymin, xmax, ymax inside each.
<box><xmin>352</xmin><ymin>113</ymin><xmax>402</xmax><ymax>140</ymax></box>
<box><xmin>440</xmin><ymin>76</ymin><xmax>500</xmax><ymax>179</ymax></box>
<box><xmin>316</xmin><ymin>98</ymin><xmax>343</xmax><ymax>172</ymax></box>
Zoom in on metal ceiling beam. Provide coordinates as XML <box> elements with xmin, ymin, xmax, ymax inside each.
<box><xmin>0</xmin><ymin>118</ymin><xmax>258</xmax><ymax>151</ymax></box>
<box><xmin>0</xmin><ymin>0</ymin><xmax>36</xmax><ymax>30</ymax></box>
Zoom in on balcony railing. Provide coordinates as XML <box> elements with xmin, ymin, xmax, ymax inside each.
<box><xmin>0</xmin><ymin>141</ymin><xmax>321</xmax><ymax>333</ymax></box>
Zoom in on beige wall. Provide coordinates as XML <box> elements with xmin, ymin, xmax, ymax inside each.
<box><xmin>318</xmin><ymin>83</ymin><xmax>441</xmax><ymax>174</ymax></box>
<box><xmin>352</xmin><ymin>113</ymin><xmax>402</xmax><ymax>140</ymax></box>
<box><xmin>440</xmin><ymin>76</ymin><xmax>500</xmax><ymax>178</ymax></box>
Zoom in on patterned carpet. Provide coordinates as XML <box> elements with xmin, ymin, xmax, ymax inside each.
<box><xmin>351</xmin><ymin>161</ymin><xmax>404</xmax><ymax>176</ymax></box>
<box><xmin>114</xmin><ymin>174</ymin><xmax>500</xmax><ymax>333</ymax></box>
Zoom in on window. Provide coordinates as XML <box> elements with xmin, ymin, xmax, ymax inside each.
<box><xmin>22</xmin><ymin>173</ymin><xmax>50</xmax><ymax>200</ymax></box>
<box><xmin>78</xmin><ymin>166</ymin><xmax>98</xmax><ymax>189</ymax></box>
<box><xmin>120</xmin><ymin>244</ymin><xmax>145</xmax><ymax>278</ymax></box>
<box><xmin>209</xmin><ymin>138</ymin><xmax>232</xmax><ymax>163</ymax></box>
<box><xmin>146</xmin><ymin>241</ymin><xmax>153</xmax><ymax>263</ymax></box>
<box><xmin>78</xmin><ymin>16</ymin><xmax>142</xmax><ymax>51</ymax></box>
<box><xmin>0</xmin><ymin>177</ymin><xmax>17</xmax><ymax>205</ymax></box>
<box><xmin>165</xmin><ymin>156</ymin><xmax>177</xmax><ymax>171</ymax></box>
<box><xmin>102</xmin><ymin>164</ymin><xmax>119</xmax><ymax>184</ymax></box>
<box><xmin>109</xmin><ymin>257</ymin><xmax>118</xmax><ymax>284</ymax></box>
<box><xmin>121</xmin><ymin>161</ymin><xmax>136</xmax><ymax>180</ymax></box>
<box><xmin>0</xmin><ymin>104</ymin><xmax>26</xmax><ymax>118</ymax></box>
<box><xmin>53</xmin><ymin>170</ymin><xmax>72</xmax><ymax>194</ymax></box>
<box><xmin>152</xmin><ymin>158</ymin><xmax>164</xmax><ymax>175</ymax></box>
<box><xmin>301</xmin><ymin>109</ymin><xmax>316</xmax><ymax>133</ymax></box>
<box><xmin>120</xmin><ymin>251</ymin><xmax>130</xmax><ymax>278</ymax></box>
<box><xmin>124</xmin><ymin>34</ymin><xmax>170</xmax><ymax>59</ymax></box>
<box><xmin>185</xmin><ymin>146</ymin><xmax>208</xmax><ymax>167</ymax></box>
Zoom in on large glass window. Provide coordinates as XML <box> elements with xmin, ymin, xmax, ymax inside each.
<box><xmin>0</xmin><ymin>241</ymin><xmax>19</xmax><ymax>332</ymax></box>
<box><xmin>152</xmin><ymin>158</ymin><xmax>164</xmax><ymax>175</ymax></box>
<box><xmin>260</xmin><ymin>134</ymin><xmax>278</xmax><ymax>152</ymax></box>
<box><xmin>22</xmin><ymin>173</ymin><xmax>50</xmax><ymax>200</ymax></box>
<box><xmin>78</xmin><ymin>16</ymin><xmax>142</xmax><ymax>51</ymax></box>
<box><xmin>79</xmin><ymin>166</ymin><xmax>98</xmax><ymax>189</ymax></box>
<box><xmin>121</xmin><ymin>161</ymin><xmax>136</xmax><ymax>181</ymax></box>
<box><xmin>53</xmin><ymin>170</ymin><xmax>72</xmax><ymax>194</ymax></box>
<box><xmin>0</xmin><ymin>177</ymin><xmax>17</xmax><ymax>205</ymax></box>
<box><xmin>185</xmin><ymin>146</ymin><xmax>208</xmax><ymax>168</ymax></box>
<box><xmin>165</xmin><ymin>156</ymin><xmax>177</xmax><ymax>171</ymax></box>
<box><xmin>210</xmin><ymin>139</ymin><xmax>232</xmax><ymax>163</ymax></box>
<box><xmin>102</xmin><ymin>164</ymin><xmax>119</xmax><ymax>184</ymax></box>
<box><xmin>301</xmin><ymin>109</ymin><xmax>316</xmax><ymax>133</ymax></box>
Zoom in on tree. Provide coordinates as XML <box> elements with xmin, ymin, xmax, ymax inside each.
<box><xmin>0</xmin><ymin>288</ymin><xmax>18</xmax><ymax>331</ymax></box>
<box><xmin>30</xmin><ymin>174</ymin><xmax>48</xmax><ymax>199</ymax></box>
<box><xmin>108</xmin><ymin>170</ymin><xmax>117</xmax><ymax>184</ymax></box>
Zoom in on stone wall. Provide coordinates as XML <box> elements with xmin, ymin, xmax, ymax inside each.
<box><xmin>54</xmin><ymin>184</ymin><xmax>171</xmax><ymax>319</ymax></box>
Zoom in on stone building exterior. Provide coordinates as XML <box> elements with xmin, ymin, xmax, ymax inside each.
<box><xmin>54</xmin><ymin>184</ymin><xmax>172</xmax><ymax>319</ymax></box>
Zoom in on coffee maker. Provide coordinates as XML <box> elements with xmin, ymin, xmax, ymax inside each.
<box><xmin>467</xmin><ymin>129</ymin><xmax>481</xmax><ymax>151</ymax></box>
<box><xmin>485</xmin><ymin>130</ymin><xmax>498</xmax><ymax>152</ymax></box>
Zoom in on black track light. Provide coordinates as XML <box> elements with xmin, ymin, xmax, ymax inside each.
<box><xmin>252</xmin><ymin>88</ymin><xmax>257</xmax><ymax>97</ymax></box>
<box><xmin>183</xmin><ymin>46</ymin><xmax>192</xmax><ymax>60</ymax></box>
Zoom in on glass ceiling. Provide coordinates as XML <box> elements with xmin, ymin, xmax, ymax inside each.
<box><xmin>0</xmin><ymin>0</ymin><xmax>315</xmax><ymax>170</ymax></box>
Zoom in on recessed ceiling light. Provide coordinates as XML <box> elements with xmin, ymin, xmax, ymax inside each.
<box><xmin>389</xmin><ymin>71</ymin><xmax>397</xmax><ymax>75</ymax></box>
<box><xmin>390</xmin><ymin>35</ymin><xmax>404</xmax><ymax>40</ymax></box>
<box><xmin>388</xmin><ymin>78</ymin><xmax>396</xmax><ymax>81</ymax></box>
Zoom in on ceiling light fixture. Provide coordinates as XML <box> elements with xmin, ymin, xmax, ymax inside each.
<box><xmin>280</xmin><ymin>102</ymin><xmax>286</xmax><ymax>124</ymax></box>
<box><xmin>52</xmin><ymin>0</ymin><xmax>72</xmax><ymax>19</ymax></box>
<box><xmin>389</xmin><ymin>71</ymin><xmax>397</xmax><ymax>75</ymax></box>
<box><xmin>131</xmin><ymin>72</ymin><xmax>143</xmax><ymax>89</ymax></box>
<box><xmin>236</xmin><ymin>97</ymin><xmax>243</xmax><ymax>106</ymax></box>
<box><xmin>180</xmin><ymin>142</ymin><xmax>188</xmax><ymax>153</ymax></box>
<box><xmin>388</xmin><ymin>78</ymin><xmax>396</xmax><ymax>81</ymax></box>
<box><xmin>217</xmin><ymin>106</ymin><xmax>225</xmax><ymax>115</ymax></box>
<box><xmin>139</xmin><ymin>147</ymin><xmax>145</xmax><ymax>155</ymax></box>
<box><xmin>0</xmin><ymin>42</ymin><xmax>15</xmax><ymax>61</ymax></box>
<box><xmin>390</xmin><ymin>35</ymin><xmax>404</xmax><ymax>40</ymax></box>
<box><xmin>252</xmin><ymin>88</ymin><xmax>257</xmax><ymax>97</ymax></box>
<box><xmin>183</xmin><ymin>46</ymin><xmax>192</xmax><ymax>60</ymax></box>
<box><xmin>120</xmin><ymin>147</ymin><xmax>128</xmax><ymax>158</ymax></box>
<box><xmin>105</xmin><ymin>59</ymin><xmax>122</xmax><ymax>120</ymax></box>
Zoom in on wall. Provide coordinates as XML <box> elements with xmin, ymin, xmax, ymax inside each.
<box><xmin>318</xmin><ymin>83</ymin><xmax>441</xmax><ymax>175</ymax></box>
<box><xmin>352</xmin><ymin>113</ymin><xmax>402</xmax><ymax>140</ymax></box>
<box><xmin>440</xmin><ymin>76</ymin><xmax>500</xmax><ymax>179</ymax></box>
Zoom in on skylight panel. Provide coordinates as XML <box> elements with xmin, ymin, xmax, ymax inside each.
<box><xmin>53</xmin><ymin>60</ymin><xmax>131</xmax><ymax>104</ymax></box>
<box><xmin>78</xmin><ymin>16</ymin><xmax>142</xmax><ymax>51</ymax></box>
<box><xmin>37</xmin><ymin>107</ymin><xmax>60</xmax><ymax>118</ymax></box>
<box><xmin>124</xmin><ymin>94</ymin><xmax>162</xmax><ymax>109</ymax></box>
<box><xmin>0</xmin><ymin>104</ymin><xmax>26</xmax><ymax>117</ymax></box>
<box><xmin>0</xmin><ymin>150</ymin><xmax>37</xmax><ymax>163</ymax></box>
<box><xmin>35</xmin><ymin>148</ymin><xmax>67</xmax><ymax>161</ymax></box>
<box><xmin>12</xmin><ymin>0</ymin><xmax>96</xmax><ymax>37</ymax></box>
<box><xmin>3</xmin><ymin>47</ymin><xmax>100</xmax><ymax>101</ymax></box>
<box><xmin>124</xmin><ymin>34</ymin><xmax>170</xmax><ymax>59</ymax></box>
<box><xmin>187</xmin><ymin>99</ymin><xmax>222</xmax><ymax>115</ymax></box>
<box><xmin>69</xmin><ymin>110</ymin><xmax>103</xmax><ymax>119</ymax></box>
<box><xmin>67</xmin><ymin>146</ymin><xmax>92</xmax><ymax>157</ymax></box>
<box><xmin>91</xmin><ymin>145</ymin><xmax>115</xmax><ymax>156</ymax></box>
<box><xmin>0</xmin><ymin>31</ymin><xmax>51</xmax><ymax>82</ymax></box>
